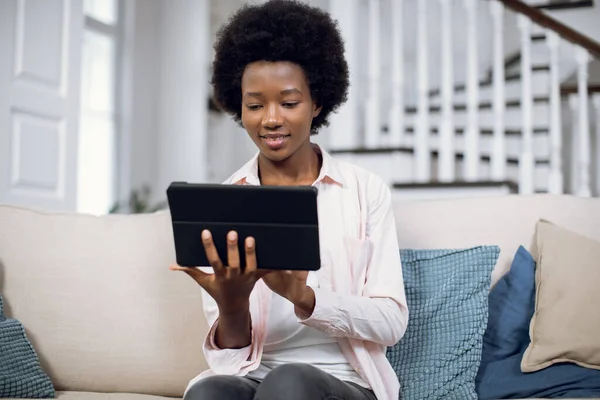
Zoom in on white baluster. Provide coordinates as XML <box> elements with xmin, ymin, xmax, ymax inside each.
<box><xmin>517</xmin><ymin>15</ymin><xmax>534</xmax><ymax>195</ymax></box>
<box><xmin>569</xmin><ymin>94</ymin><xmax>580</xmax><ymax>194</ymax></box>
<box><xmin>593</xmin><ymin>94</ymin><xmax>600</xmax><ymax>196</ymax></box>
<box><xmin>546</xmin><ymin>30</ymin><xmax>563</xmax><ymax>194</ymax></box>
<box><xmin>415</xmin><ymin>0</ymin><xmax>430</xmax><ymax>182</ymax></box>
<box><xmin>327</xmin><ymin>0</ymin><xmax>359</xmax><ymax>150</ymax></box>
<box><xmin>388</xmin><ymin>0</ymin><xmax>404</xmax><ymax>147</ymax></box>
<box><xmin>463</xmin><ymin>0</ymin><xmax>479</xmax><ymax>181</ymax></box>
<box><xmin>438</xmin><ymin>0</ymin><xmax>454</xmax><ymax>182</ymax></box>
<box><xmin>575</xmin><ymin>46</ymin><xmax>591</xmax><ymax>197</ymax></box>
<box><xmin>490</xmin><ymin>1</ymin><xmax>506</xmax><ymax>182</ymax></box>
<box><xmin>365</xmin><ymin>0</ymin><xmax>381</xmax><ymax>148</ymax></box>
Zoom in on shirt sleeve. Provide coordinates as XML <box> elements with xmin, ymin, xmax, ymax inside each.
<box><xmin>299</xmin><ymin>178</ymin><xmax>409</xmax><ymax>347</ymax></box>
<box><xmin>199</xmin><ymin>274</ymin><xmax>260</xmax><ymax>374</ymax></box>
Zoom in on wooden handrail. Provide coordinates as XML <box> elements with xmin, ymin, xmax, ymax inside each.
<box><xmin>534</xmin><ymin>0</ymin><xmax>594</xmax><ymax>11</ymax></box>
<box><xmin>498</xmin><ymin>0</ymin><xmax>600</xmax><ymax>59</ymax></box>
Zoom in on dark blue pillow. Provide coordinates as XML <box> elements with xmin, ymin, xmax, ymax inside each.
<box><xmin>481</xmin><ymin>246</ymin><xmax>536</xmax><ymax>363</ymax></box>
<box><xmin>476</xmin><ymin>246</ymin><xmax>600</xmax><ymax>399</ymax></box>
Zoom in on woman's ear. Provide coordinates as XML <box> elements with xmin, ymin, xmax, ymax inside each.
<box><xmin>313</xmin><ymin>104</ymin><xmax>322</xmax><ymax>118</ymax></box>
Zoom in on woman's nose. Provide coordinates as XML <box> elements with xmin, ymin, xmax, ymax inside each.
<box><xmin>262</xmin><ymin>105</ymin><xmax>283</xmax><ymax>127</ymax></box>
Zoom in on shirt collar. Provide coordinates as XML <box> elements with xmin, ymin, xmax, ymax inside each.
<box><xmin>229</xmin><ymin>143</ymin><xmax>346</xmax><ymax>187</ymax></box>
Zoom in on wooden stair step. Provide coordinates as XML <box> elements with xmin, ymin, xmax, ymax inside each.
<box><xmin>404</xmin><ymin>96</ymin><xmax>549</xmax><ymax>114</ymax></box>
<box><xmin>389</xmin><ymin>180</ymin><xmax>522</xmax><ymax>199</ymax></box>
<box><xmin>402</xmin><ymin>127</ymin><xmax>549</xmax><ymax>136</ymax></box>
<box><xmin>392</xmin><ymin>180</ymin><xmax>519</xmax><ymax>193</ymax></box>
<box><xmin>428</xmin><ymin>65</ymin><xmax>550</xmax><ymax>97</ymax></box>
<box><xmin>560</xmin><ymin>84</ymin><xmax>600</xmax><ymax>96</ymax></box>
<box><xmin>446</xmin><ymin>34</ymin><xmax>548</xmax><ymax>97</ymax></box>
<box><xmin>329</xmin><ymin>146</ymin><xmax>550</xmax><ymax>166</ymax></box>
<box><xmin>531</xmin><ymin>33</ymin><xmax>547</xmax><ymax>42</ymax></box>
<box><xmin>390</xmin><ymin>180</ymin><xmax>548</xmax><ymax>198</ymax></box>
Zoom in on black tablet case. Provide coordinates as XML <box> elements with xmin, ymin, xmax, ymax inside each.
<box><xmin>166</xmin><ymin>182</ymin><xmax>321</xmax><ymax>270</ymax></box>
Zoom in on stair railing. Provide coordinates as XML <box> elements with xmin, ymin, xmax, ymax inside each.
<box><xmin>326</xmin><ymin>0</ymin><xmax>600</xmax><ymax>197</ymax></box>
<box><xmin>499</xmin><ymin>0</ymin><xmax>600</xmax><ymax>196</ymax></box>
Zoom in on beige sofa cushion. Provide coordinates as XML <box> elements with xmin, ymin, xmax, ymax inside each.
<box><xmin>0</xmin><ymin>205</ymin><xmax>208</xmax><ymax>398</ymax></box>
<box><xmin>521</xmin><ymin>220</ymin><xmax>600</xmax><ymax>372</ymax></box>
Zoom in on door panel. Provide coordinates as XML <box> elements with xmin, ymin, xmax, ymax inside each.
<box><xmin>0</xmin><ymin>0</ymin><xmax>83</xmax><ymax>211</ymax></box>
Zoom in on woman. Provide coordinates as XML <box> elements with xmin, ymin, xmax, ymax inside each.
<box><xmin>170</xmin><ymin>1</ymin><xmax>409</xmax><ymax>399</ymax></box>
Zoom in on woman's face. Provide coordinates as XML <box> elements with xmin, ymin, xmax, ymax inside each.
<box><xmin>241</xmin><ymin>61</ymin><xmax>321</xmax><ymax>162</ymax></box>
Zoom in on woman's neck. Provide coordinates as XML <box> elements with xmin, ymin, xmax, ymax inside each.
<box><xmin>258</xmin><ymin>141</ymin><xmax>321</xmax><ymax>186</ymax></box>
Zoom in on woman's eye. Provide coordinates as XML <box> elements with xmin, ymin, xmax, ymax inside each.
<box><xmin>246</xmin><ymin>104</ymin><xmax>262</xmax><ymax>110</ymax></box>
<box><xmin>283</xmin><ymin>102</ymin><xmax>298</xmax><ymax>108</ymax></box>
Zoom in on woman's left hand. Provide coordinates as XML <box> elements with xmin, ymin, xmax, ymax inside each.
<box><xmin>261</xmin><ymin>270</ymin><xmax>316</xmax><ymax>318</ymax></box>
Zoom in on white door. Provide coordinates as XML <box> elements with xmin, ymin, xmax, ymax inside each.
<box><xmin>0</xmin><ymin>0</ymin><xmax>83</xmax><ymax>211</ymax></box>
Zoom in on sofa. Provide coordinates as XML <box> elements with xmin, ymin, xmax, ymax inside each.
<box><xmin>1</xmin><ymin>194</ymin><xmax>599</xmax><ymax>400</ymax></box>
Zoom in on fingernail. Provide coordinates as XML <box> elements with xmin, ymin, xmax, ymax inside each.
<box><xmin>228</xmin><ymin>231</ymin><xmax>237</xmax><ymax>241</ymax></box>
<box><xmin>202</xmin><ymin>230</ymin><xmax>211</xmax><ymax>240</ymax></box>
<box><xmin>246</xmin><ymin>237</ymin><xmax>255</xmax><ymax>247</ymax></box>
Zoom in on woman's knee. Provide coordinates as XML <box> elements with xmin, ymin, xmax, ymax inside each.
<box><xmin>184</xmin><ymin>375</ymin><xmax>257</xmax><ymax>400</ymax></box>
<box><xmin>256</xmin><ymin>363</ymin><xmax>328</xmax><ymax>399</ymax></box>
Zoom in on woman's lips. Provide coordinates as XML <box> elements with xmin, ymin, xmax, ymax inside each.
<box><xmin>260</xmin><ymin>134</ymin><xmax>290</xmax><ymax>150</ymax></box>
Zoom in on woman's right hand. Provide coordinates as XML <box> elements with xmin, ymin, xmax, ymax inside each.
<box><xmin>170</xmin><ymin>229</ymin><xmax>268</xmax><ymax>315</ymax></box>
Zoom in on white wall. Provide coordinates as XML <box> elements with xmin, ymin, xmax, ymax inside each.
<box><xmin>124</xmin><ymin>0</ymin><xmax>212</xmax><ymax>205</ymax></box>
<box><xmin>205</xmin><ymin>0</ymin><xmax>260</xmax><ymax>184</ymax></box>
<box><xmin>125</xmin><ymin>0</ymin><xmax>265</xmax><ymax>202</ymax></box>
<box><xmin>126</xmin><ymin>0</ymin><xmax>160</xmax><ymax>199</ymax></box>
<box><xmin>206</xmin><ymin>112</ymin><xmax>258</xmax><ymax>183</ymax></box>
<box><xmin>155</xmin><ymin>0</ymin><xmax>210</xmax><ymax>192</ymax></box>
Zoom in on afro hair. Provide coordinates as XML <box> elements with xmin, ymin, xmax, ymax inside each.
<box><xmin>211</xmin><ymin>0</ymin><xmax>349</xmax><ymax>135</ymax></box>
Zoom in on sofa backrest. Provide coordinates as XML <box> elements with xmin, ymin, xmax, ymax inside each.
<box><xmin>1</xmin><ymin>194</ymin><xmax>600</xmax><ymax>396</ymax></box>
<box><xmin>392</xmin><ymin>194</ymin><xmax>600</xmax><ymax>285</ymax></box>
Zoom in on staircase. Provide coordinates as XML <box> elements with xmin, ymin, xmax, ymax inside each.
<box><xmin>323</xmin><ymin>0</ymin><xmax>600</xmax><ymax>199</ymax></box>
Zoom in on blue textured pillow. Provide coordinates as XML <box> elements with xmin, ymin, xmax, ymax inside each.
<box><xmin>387</xmin><ymin>246</ymin><xmax>499</xmax><ymax>400</ymax></box>
<box><xmin>476</xmin><ymin>246</ymin><xmax>600</xmax><ymax>399</ymax></box>
<box><xmin>0</xmin><ymin>294</ymin><xmax>55</xmax><ymax>398</ymax></box>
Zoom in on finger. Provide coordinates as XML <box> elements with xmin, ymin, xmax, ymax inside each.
<box><xmin>227</xmin><ymin>231</ymin><xmax>240</xmax><ymax>274</ymax></box>
<box><xmin>170</xmin><ymin>263</ymin><xmax>207</xmax><ymax>273</ymax></box>
<box><xmin>169</xmin><ymin>263</ymin><xmax>190</xmax><ymax>271</ymax></box>
<box><xmin>244</xmin><ymin>236</ymin><xmax>257</xmax><ymax>275</ymax></box>
<box><xmin>169</xmin><ymin>264</ymin><xmax>212</xmax><ymax>285</ymax></box>
<box><xmin>201</xmin><ymin>230</ymin><xmax>225</xmax><ymax>273</ymax></box>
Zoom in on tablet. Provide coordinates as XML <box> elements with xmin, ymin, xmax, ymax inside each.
<box><xmin>166</xmin><ymin>182</ymin><xmax>321</xmax><ymax>271</ymax></box>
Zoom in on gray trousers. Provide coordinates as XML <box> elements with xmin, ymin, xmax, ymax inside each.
<box><xmin>184</xmin><ymin>363</ymin><xmax>378</xmax><ymax>400</ymax></box>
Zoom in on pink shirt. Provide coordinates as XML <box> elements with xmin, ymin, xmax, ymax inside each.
<box><xmin>186</xmin><ymin>144</ymin><xmax>409</xmax><ymax>400</ymax></box>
